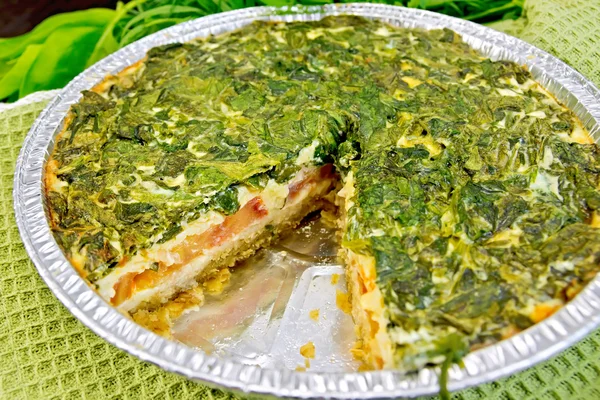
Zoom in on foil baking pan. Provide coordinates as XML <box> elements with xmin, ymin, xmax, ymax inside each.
<box><xmin>13</xmin><ymin>4</ymin><xmax>600</xmax><ymax>398</ymax></box>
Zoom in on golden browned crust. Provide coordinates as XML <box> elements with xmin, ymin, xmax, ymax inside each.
<box><xmin>90</xmin><ymin>58</ymin><xmax>147</xmax><ymax>94</ymax></box>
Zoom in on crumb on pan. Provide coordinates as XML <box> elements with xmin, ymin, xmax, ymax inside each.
<box><xmin>203</xmin><ymin>268</ymin><xmax>232</xmax><ymax>295</ymax></box>
<box><xmin>300</xmin><ymin>341</ymin><xmax>316</xmax><ymax>359</ymax></box>
<box><xmin>132</xmin><ymin>285</ymin><xmax>205</xmax><ymax>337</ymax></box>
<box><xmin>330</xmin><ymin>273</ymin><xmax>340</xmax><ymax>285</ymax></box>
<box><xmin>335</xmin><ymin>290</ymin><xmax>352</xmax><ymax>315</ymax></box>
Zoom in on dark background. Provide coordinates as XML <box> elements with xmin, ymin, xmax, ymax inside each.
<box><xmin>0</xmin><ymin>0</ymin><xmax>119</xmax><ymax>37</ymax></box>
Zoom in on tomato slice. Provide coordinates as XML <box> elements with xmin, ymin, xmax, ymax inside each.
<box><xmin>111</xmin><ymin>166</ymin><xmax>336</xmax><ymax>306</ymax></box>
<box><xmin>288</xmin><ymin>164</ymin><xmax>335</xmax><ymax>200</ymax></box>
<box><xmin>111</xmin><ymin>196</ymin><xmax>269</xmax><ymax>305</ymax></box>
<box><xmin>111</xmin><ymin>272</ymin><xmax>137</xmax><ymax>306</ymax></box>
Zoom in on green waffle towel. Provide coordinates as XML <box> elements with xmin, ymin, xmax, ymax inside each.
<box><xmin>2</xmin><ymin>1</ymin><xmax>600</xmax><ymax>399</ymax></box>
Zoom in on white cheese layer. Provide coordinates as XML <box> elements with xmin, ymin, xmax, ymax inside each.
<box><xmin>96</xmin><ymin>166</ymin><xmax>334</xmax><ymax>313</ymax></box>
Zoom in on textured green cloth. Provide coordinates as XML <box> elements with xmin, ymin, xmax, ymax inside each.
<box><xmin>3</xmin><ymin>2</ymin><xmax>600</xmax><ymax>399</ymax></box>
<box><xmin>489</xmin><ymin>0</ymin><xmax>600</xmax><ymax>85</ymax></box>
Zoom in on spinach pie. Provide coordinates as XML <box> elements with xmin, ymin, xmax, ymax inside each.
<box><xmin>45</xmin><ymin>15</ymin><xmax>600</xmax><ymax>371</ymax></box>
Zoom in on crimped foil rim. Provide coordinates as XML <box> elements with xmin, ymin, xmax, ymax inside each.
<box><xmin>13</xmin><ymin>4</ymin><xmax>600</xmax><ymax>398</ymax></box>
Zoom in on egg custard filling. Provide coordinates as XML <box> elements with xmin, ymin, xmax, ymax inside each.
<box><xmin>45</xmin><ymin>16</ymin><xmax>600</xmax><ymax>371</ymax></box>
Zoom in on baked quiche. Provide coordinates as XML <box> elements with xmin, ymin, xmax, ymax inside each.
<box><xmin>45</xmin><ymin>15</ymin><xmax>600</xmax><ymax>371</ymax></box>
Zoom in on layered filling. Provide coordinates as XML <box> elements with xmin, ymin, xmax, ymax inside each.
<box><xmin>102</xmin><ymin>165</ymin><xmax>336</xmax><ymax>312</ymax></box>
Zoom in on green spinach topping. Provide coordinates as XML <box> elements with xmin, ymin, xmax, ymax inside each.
<box><xmin>46</xmin><ymin>16</ymin><xmax>600</xmax><ymax>369</ymax></box>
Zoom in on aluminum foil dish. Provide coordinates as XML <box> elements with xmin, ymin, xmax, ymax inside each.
<box><xmin>14</xmin><ymin>4</ymin><xmax>600</xmax><ymax>399</ymax></box>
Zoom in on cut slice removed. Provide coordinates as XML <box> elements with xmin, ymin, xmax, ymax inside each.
<box><xmin>99</xmin><ymin>164</ymin><xmax>337</xmax><ymax>313</ymax></box>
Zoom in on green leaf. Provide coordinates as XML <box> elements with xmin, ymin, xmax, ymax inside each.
<box><xmin>463</xmin><ymin>1</ymin><xmax>522</xmax><ymax>21</ymax></box>
<box><xmin>0</xmin><ymin>59</ymin><xmax>16</xmax><ymax>79</ymax></box>
<box><xmin>20</xmin><ymin>27</ymin><xmax>105</xmax><ymax>97</ymax></box>
<box><xmin>116</xmin><ymin>201</ymin><xmax>157</xmax><ymax>223</ymax></box>
<box><xmin>119</xmin><ymin>17</ymin><xmax>192</xmax><ymax>47</ymax></box>
<box><xmin>86</xmin><ymin>28</ymin><xmax>120</xmax><ymax>68</ymax></box>
<box><xmin>229</xmin><ymin>0</ymin><xmax>253</xmax><ymax>9</ymax></box>
<box><xmin>87</xmin><ymin>0</ymin><xmax>147</xmax><ymax>67</ymax></box>
<box><xmin>260</xmin><ymin>0</ymin><xmax>295</xmax><ymax>7</ymax></box>
<box><xmin>0</xmin><ymin>45</ymin><xmax>42</xmax><ymax>100</ymax></box>
<box><xmin>0</xmin><ymin>9</ymin><xmax>114</xmax><ymax>61</ymax></box>
<box><xmin>211</xmin><ymin>186</ymin><xmax>240</xmax><ymax>214</ymax></box>
<box><xmin>121</xmin><ymin>5</ymin><xmax>204</xmax><ymax>35</ymax></box>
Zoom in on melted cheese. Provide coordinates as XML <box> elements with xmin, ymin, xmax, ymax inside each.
<box><xmin>527</xmin><ymin>111</ymin><xmax>547</xmax><ymax>118</ymax></box>
<box><xmin>571</xmin><ymin>122</ymin><xmax>594</xmax><ymax>144</ymax></box>
<box><xmin>497</xmin><ymin>88</ymin><xmax>519</xmax><ymax>97</ymax></box>
<box><xmin>262</xmin><ymin>179</ymin><xmax>289</xmax><ymax>210</ymax></box>
<box><xmin>388</xmin><ymin>326</ymin><xmax>434</xmax><ymax>345</ymax></box>
<box><xmin>140</xmin><ymin>180</ymin><xmax>174</xmax><ymax>196</ymax></box>
<box><xmin>374</xmin><ymin>26</ymin><xmax>392</xmax><ymax>37</ymax></box>
<box><xmin>396</xmin><ymin>135</ymin><xmax>442</xmax><ymax>157</ymax></box>
<box><xmin>306</xmin><ymin>29</ymin><xmax>324</xmax><ymax>40</ymax></box>
<box><xmin>163</xmin><ymin>173</ymin><xmax>186</xmax><ymax>187</ymax></box>
<box><xmin>531</xmin><ymin>170</ymin><xmax>562</xmax><ymax>200</ymax></box>
<box><xmin>540</xmin><ymin>146</ymin><xmax>554</xmax><ymax>169</ymax></box>
<box><xmin>401</xmin><ymin>76</ymin><xmax>422</xmax><ymax>89</ymax></box>
<box><xmin>486</xmin><ymin>226</ymin><xmax>523</xmax><ymax>247</ymax></box>
<box><xmin>337</xmin><ymin>171</ymin><xmax>356</xmax><ymax>212</ymax></box>
<box><xmin>550</xmin><ymin>260</ymin><xmax>575</xmax><ymax>272</ymax></box>
<box><xmin>347</xmin><ymin>250</ymin><xmax>394</xmax><ymax>369</ymax></box>
<box><xmin>137</xmin><ymin>165</ymin><xmax>156</xmax><ymax>174</ymax></box>
<box><xmin>237</xmin><ymin>185</ymin><xmax>260</xmax><ymax>206</ymax></box>
<box><xmin>295</xmin><ymin>140</ymin><xmax>320</xmax><ymax>166</ymax></box>
<box><xmin>591</xmin><ymin>212</ymin><xmax>600</xmax><ymax>228</ymax></box>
